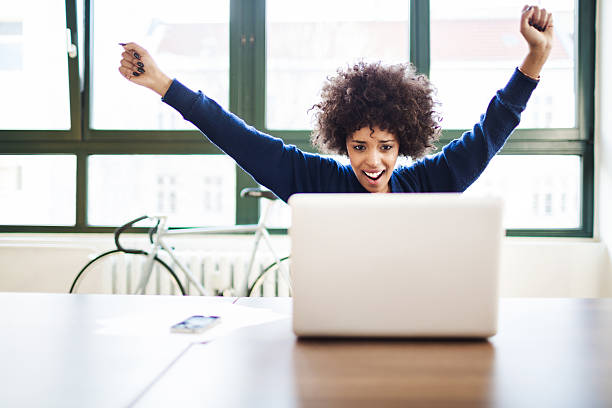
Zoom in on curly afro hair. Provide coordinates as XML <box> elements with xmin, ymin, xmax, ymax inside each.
<box><xmin>310</xmin><ymin>61</ymin><xmax>441</xmax><ymax>159</ymax></box>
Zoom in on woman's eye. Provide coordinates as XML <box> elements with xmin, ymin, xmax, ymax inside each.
<box><xmin>353</xmin><ymin>145</ymin><xmax>365</xmax><ymax>151</ymax></box>
<box><xmin>381</xmin><ymin>145</ymin><xmax>392</xmax><ymax>151</ymax></box>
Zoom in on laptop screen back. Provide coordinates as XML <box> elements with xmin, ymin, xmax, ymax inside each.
<box><xmin>289</xmin><ymin>193</ymin><xmax>503</xmax><ymax>338</ymax></box>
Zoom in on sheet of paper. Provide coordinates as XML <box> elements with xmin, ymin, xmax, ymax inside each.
<box><xmin>94</xmin><ymin>301</ymin><xmax>287</xmax><ymax>344</ymax></box>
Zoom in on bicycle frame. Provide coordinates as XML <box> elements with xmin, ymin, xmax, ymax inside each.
<box><xmin>133</xmin><ymin>198</ymin><xmax>291</xmax><ymax>296</ymax></box>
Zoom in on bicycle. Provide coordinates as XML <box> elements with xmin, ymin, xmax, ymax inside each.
<box><xmin>69</xmin><ymin>188</ymin><xmax>291</xmax><ymax>297</ymax></box>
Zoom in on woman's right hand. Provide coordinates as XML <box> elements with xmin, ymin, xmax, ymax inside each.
<box><xmin>118</xmin><ymin>42</ymin><xmax>173</xmax><ymax>97</ymax></box>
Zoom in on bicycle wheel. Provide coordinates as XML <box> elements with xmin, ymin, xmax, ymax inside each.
<box><xmin>70</xmin><ymin>249</ymin><xmax>186</xmax><ymax>295</ymax></box>
<box><xmin>247</xmin><ymin>256</ymin><xmax>291</xmax><ymax>297</ymax></box>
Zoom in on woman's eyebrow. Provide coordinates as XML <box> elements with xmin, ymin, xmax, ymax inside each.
<box><xmin>349</xmin><ymin>139</ymin><xmax>395</xmax><ymax>144</ymax></box>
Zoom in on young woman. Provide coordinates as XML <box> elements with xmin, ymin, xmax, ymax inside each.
<box><xmin>118</xmin><ymin>5</ymin><xmax>553</xmax><ymax>203</ymax></box>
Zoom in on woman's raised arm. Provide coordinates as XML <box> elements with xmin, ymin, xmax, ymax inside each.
<box><xmin>401</xmin><ymin>5</ymin><xmax>554</xmax><ymax>193</ymax></box>
<box><xmin>116</xmin><ymin>42</ymin><xmax>344</xmax><ymax>202</ymax></box>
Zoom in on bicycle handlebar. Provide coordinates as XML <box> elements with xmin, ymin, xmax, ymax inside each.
<box><xmin>114</xmin><ymin>215</ymin><xmax>149</xmax><ymax>254</ymax></box>
<box><xmin>114</xmin><ymin>188</ymin><xmax>274</xmax><ymax>255</ymax></box>
<box><xmin>148</xmin><ymin>219</ymin><xmax>160</xmax><ymax>245</ymax></box>
<box><xmin>240</xmin><ymin>187</ymin><xmax>278</xmax><ymax>200</ymax></box>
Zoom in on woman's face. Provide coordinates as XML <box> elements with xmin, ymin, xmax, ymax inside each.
<box><xmin>346</xmin><ymin>126</ymin><xmax>399</xmax><ymax>193</ymax></box>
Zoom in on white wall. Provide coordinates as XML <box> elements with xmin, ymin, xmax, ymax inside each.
<box><xmin>0</xmin><ymin>234</ymin><xmax>610</xmax><ymax>297</ymax></box>
<box><xmin>2</xmin><ymin>1</ymin><xmax>612</xmax><ymax>297</ymax></box>
<box><xmin>0</xmin><ymin>234</ymin><xmax>292</xmax><ymax>294</ymax></box>
<box><xmin>595</xmin><ymin>0</ymin><xmax>612</xmax><ymax>264</ymax></box>
<box><xmin>501</xmin><ymin>238</ymin><xmax>610</xmax><ymax>297</ymax></box>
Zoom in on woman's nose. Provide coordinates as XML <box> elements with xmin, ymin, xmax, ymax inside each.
<box><xmin>365</xmin><ymin>151</ymin><xmax>382</xmax><ymax>167</ymax></box>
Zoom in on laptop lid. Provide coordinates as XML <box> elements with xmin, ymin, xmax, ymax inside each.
<box><xmin>289</xmin><ymin>193</ymin><xmax>503</xmax><ymax>338</ymax></box>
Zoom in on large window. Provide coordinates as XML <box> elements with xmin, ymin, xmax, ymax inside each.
<box><xmin>91</xmin><ymin>1</ymin><xmax>230</xmax><ymax>130</ymax></box>
<box><xmin>0</xmin><ymin>0</ymin><xmax>71</xmax><ymax>130</ymax></box>
<box><xmin>266</xmin><ymin>0</ymin><xmax>410</xmax><ymax>129</ymax></box>
<box><xmin>0</xmin><ymin>0</ymin><xmax>595</xmax><ymax>237</ymax></box>
<box><xmin>0</xmin><ymin>155</ymin><xmax>76</xmax><ymax>225</ymax></box>
<box><xmin>430</xmin><ymin>0</ymin><xmax>576</xmax><ymax>129</ymax></box>
<box><xmin>88</xmin><ymin>155</ymin><xmax>235</xmax><ymax>227</ymax></box>
<box><xmin>429</xmin><ymin>0</ymin><xmax>585</xmax><ymax>231</ymax></box>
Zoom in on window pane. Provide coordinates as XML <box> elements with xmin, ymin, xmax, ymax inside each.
<box><xmin>88</xmin><ymin>155</ymin><xmax>236</xmax><ymax>227</ymax></box>
<box><xmin>465</xmin><ymin>155</ymin><xmax>581</xmax><ymax>229</ymax></box>
<box><xmin>91</xmin><ymin>1</ymin><xmax>229</xmax><ymax>130</ymax></box>
<box><xmin>261</xmin><ymin>195</ymin><xmax>291</xmax><ymax>229</ymax></box>
<box><xmin>266</xmin><ymin>0</ymin><xmax>410</xmax><ymax>130</ymax></box>
<box><xmin>0</xmin><ymin>155</ymin><xmax>76</xmax><ymax>225</ymax></box>
<box><xmin>430</xmin><ymin>0</ymin><xmax>576</xmax><ymax>129</ymax></box>
<box><xmin>0</xmin><ymin>0</ymin><xmax>70</xmax><ymax>130</ymax></box>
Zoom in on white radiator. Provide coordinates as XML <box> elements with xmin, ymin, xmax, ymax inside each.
<box><xmin>103</xmin><ymin>251</ymin><xmax>291</xmax><ymax>297</ymax></box>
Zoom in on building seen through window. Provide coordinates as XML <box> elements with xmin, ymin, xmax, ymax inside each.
<box><xmin>88</xmin><ymin>155</ymin><xmax>236</xmax><ymax>227</ymax></box>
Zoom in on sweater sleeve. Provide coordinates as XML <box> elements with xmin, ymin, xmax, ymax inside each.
<box><xmin>161</xmin><ymin>80</ymin><xmax>341</xmax><ymax>202</ymax></box>
<box><xmin>400</xmin><ymin>68</ymin><xmax>539</xmax><ymax>192</ymax></box>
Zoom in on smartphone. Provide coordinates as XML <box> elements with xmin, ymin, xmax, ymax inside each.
<box><xmin>170</xmin><ymin>315</ymin><xmax>221</xmax><ymax>333</ymax></box>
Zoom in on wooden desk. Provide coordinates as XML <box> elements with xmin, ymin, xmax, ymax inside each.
<box><xmin>136</xmin><ymin>298</ymin><xmax>612</xmax><ymax>408</ymax></box>
<box><xmin>1</xmin><ymin>294</ymin><xmax>611</xmax><ymax>407</ymax></box>
<box><xmin>0</xmin><ymin>293</ymin><xmax>236</xmax><ymax>407</ymax></box>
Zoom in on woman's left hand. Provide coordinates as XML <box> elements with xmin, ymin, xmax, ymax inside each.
<box><xmin>518</xmin><ymin>5</ymin><xmax>554</xmax><ymax>79</ymax></box>
<box><xmin>520</xmin><ymin>5</ymin><xmax>554</xmax><ymax>54</ymax></box>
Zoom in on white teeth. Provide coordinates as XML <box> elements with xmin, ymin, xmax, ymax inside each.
<box><xmin>365</xmin><ymin>170</ymin><xmax>383</xmax><ymax>178</ymax></box>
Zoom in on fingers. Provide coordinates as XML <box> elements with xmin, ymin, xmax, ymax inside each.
<box><xmin>118</xmin><ymin>44</ymin><xmax>148</xmax><ymax>81</ymax></box>
<box><xmin>121</xmin><ymin>42</ymin><xmax>147</xmax><ymax>55</ymax></box>
<box><xmin>522</xmin><ymin>5</ymin><xmax>552</xmax><ymax>32</ymax></box>
<box><xmin>120</xmin><ymin>42</ymin><xmax>148</xmax><ymax>61</ymax></box>
<box><xmin>118</xmin><ymin>66</ymin><xmax>135</xmax><ymax>81</ymax></box>
<box><xmin>120</xmin><ymin>58</ymin><xmax>144</xmax><ymax>74</ymax></box>
<box><xmin>544</xmin><ymin>13</ymin><xmax>554</xmax><ymax>32</ymax></box>
<box><xmin>121</xmin><ymin>51</ymin><xmax>136</xmax><ymax>66</ymax></box>
<box><xmin>521</xmin><ymin>5</ymin><xmax>536</xmax><ymax>30</ymax></box>
<box><xmin>120</xmin><ymin>51</ymin><xmax>145</xmax><ymax>71</ymax></box>
<box><xmin>536</xmin><ymin>7</ymin><xmax>548</xmax><ymax>29</ymax></box>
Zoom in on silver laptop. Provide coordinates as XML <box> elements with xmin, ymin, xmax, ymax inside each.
<box><xmin>289</xmin><ymin>193</ymin><xmax>503</xmax><ymax>338</ymax></box>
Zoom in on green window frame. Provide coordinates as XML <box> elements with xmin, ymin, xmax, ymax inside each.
<box><xmin>0</xmin><ymin>0</ymin><xmax>595</xmax><ymax>237</ymax></box>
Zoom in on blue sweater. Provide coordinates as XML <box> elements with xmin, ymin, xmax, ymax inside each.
<box><xmin>163</xmin><ymin>68</ymin><xmax>538</xmax><ymax>203</ymax></box>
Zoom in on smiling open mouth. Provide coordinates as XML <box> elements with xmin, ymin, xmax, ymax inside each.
<box><xmin>363</xmin><ymin>170</ymin><xmax>384</xmax><ymax>181</ymax></box>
